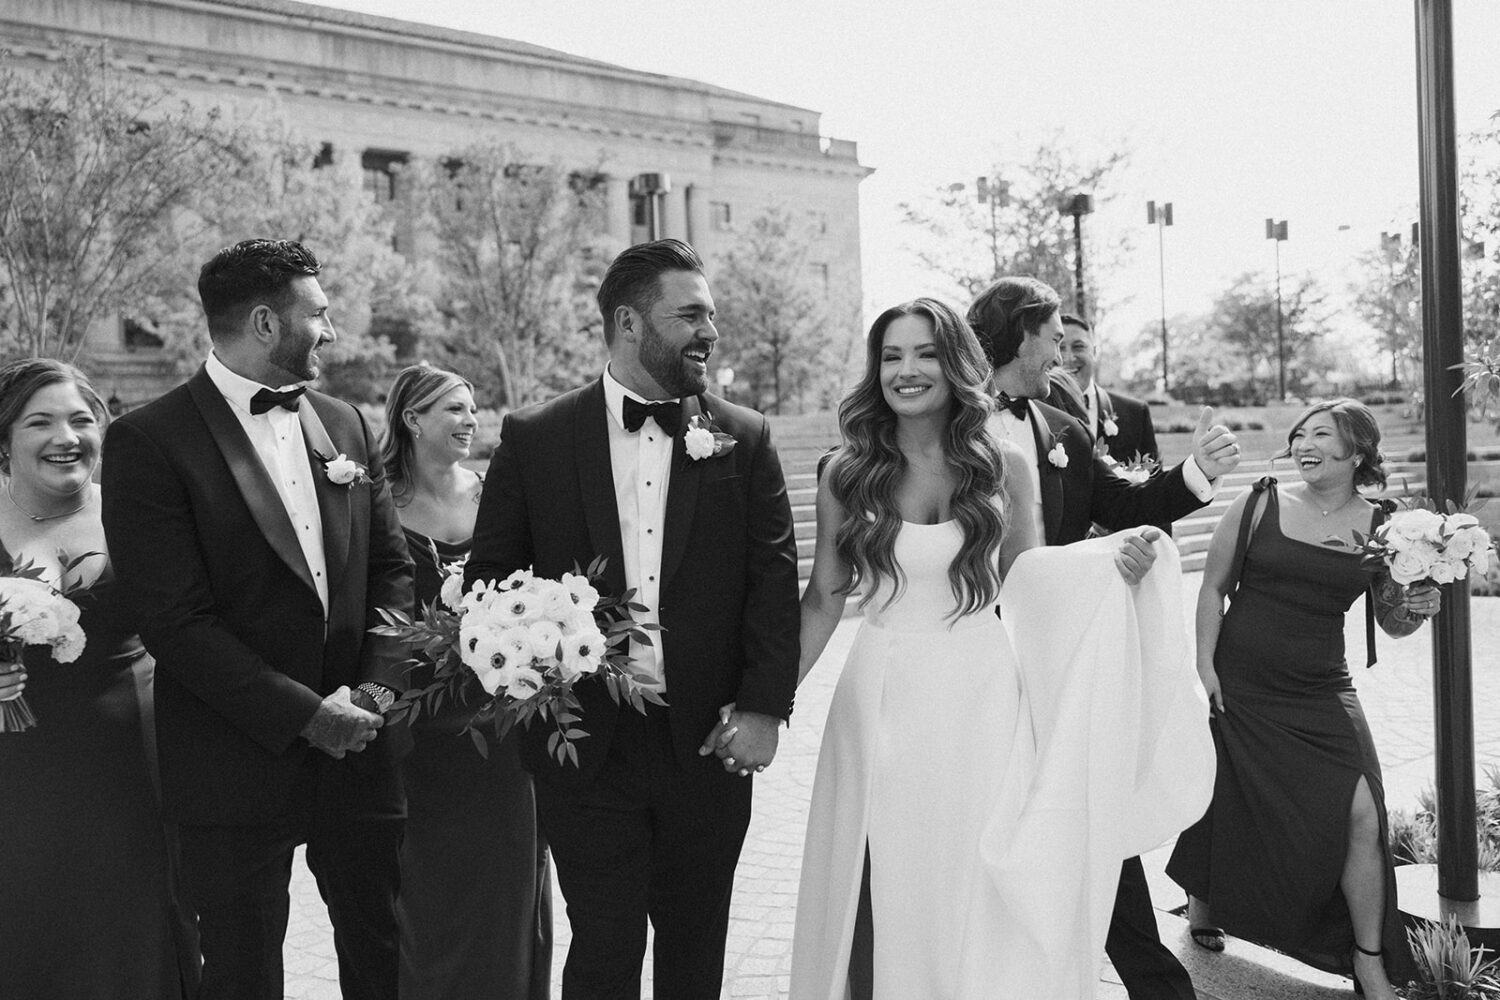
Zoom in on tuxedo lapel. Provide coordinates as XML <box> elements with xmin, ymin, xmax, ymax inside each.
<box><xmin>574</xmin><ymin>380</ymin><xmax>627</xmax><ymax>598</ymax></box>
<box><xmin>659</xmin><ymin>395</ymin><xmax>705</xmax><ymax>589</ymax></box>
<box><xmin>1028</xmin><ymin>402</ymin><xmax>1065</xmax><ymax>544</ymax></box>
<box><xmin>299</xmin><ymin>399</ymin><xmax>351</xmax><ymax>600</ymax></box>
<box><xmin>186</xmin><ymin>368</ymin><xmax>319</xmax><ymax>596</ymax></box>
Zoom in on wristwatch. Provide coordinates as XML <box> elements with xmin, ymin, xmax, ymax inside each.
<box><xmin>353</xmin><ymin>682</ymin><xmax>396</xmax><ymax>714</ymax></box>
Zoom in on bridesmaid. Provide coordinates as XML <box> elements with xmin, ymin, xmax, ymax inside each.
<box><xmin>0</xmin><ymin>358</ymin><xmax>196</xmax><ymax>998</ymax></box>
<box><xmin>382</xmin><ymin>364</ymin><xmax>552</xmax><ymax>999</ymax></box>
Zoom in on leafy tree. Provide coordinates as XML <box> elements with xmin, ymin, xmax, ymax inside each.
<box><xmin>708</xmin><ymin>207</ymin><xmax>851</xmax><ymax>415</ymax></box>
<box><xmin>0</xmin><ymin>45</ymin><xmax>245</xmax><ymax>363</ymax></box>
<box><xmin>1350</xmin><ymin>238</ymin><xmax>1421</xmax><ymax>390</ymax></box>
<box><xmin>1204</xmin><ymin>272</ymin><xmax>1331</xmax><ymax>400</ymax></box>
<box><xmin>898</xmin><ymin>138</ymin><xmax>1130</xmax><ymax>316</ymax></box>
<box><xmin>403</xmin><ymin>146</ymin><xmax>610</xmax><ymax>408</ymax></box>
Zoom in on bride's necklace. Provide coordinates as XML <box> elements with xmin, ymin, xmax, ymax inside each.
<box><xmin>5</xmin><ymin>478</ymin><xmax>91</xmax><ymax>522</ymax></box>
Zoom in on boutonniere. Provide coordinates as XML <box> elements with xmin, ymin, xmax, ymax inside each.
<box><xmin>314</xmin><ymin>450</ymin><xmax>372</xmax><ymax>486</ymax></box>
<box><xmin>684</xmin><ymin>412</ymin><xmax>736</xmax><ymax>461</ymax></box>
<box><xmin>1101</xmin><ymin>417</ymin><xmax>1119</xmax><ymax>439</ymax></box>
<box><xmin>1047</xmin><ymin>441</ymin><xmax>1070</xmax><ymax>469</ymax></box>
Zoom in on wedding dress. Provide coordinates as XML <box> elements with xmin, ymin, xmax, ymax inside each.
<box><xmin>790</xmin><ymin>528</ymin><xmax>1214</xmax><ymax>1000</ymax></box>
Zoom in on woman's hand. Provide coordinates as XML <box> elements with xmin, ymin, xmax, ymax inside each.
<box><xmin>1401</xmin><ymin>582</ymin><xmax>1441</xmax><ymax>619</ymax></box>
<box><xmin>1198</xmin><ymin>665</ymin><xmax>1225</xmax><ymax>715</ymax></box>
<box><xmin>0</xmin><ymin>662</ymin><xmax>27</xmax><ymax>702</ymax></box>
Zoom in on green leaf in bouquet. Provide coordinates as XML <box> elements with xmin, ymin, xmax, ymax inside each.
<box><xmin>564</xmin><ymin>741</ymin><xmax>579</xmax><ymax>767</ymax></box>
<box><xmin>563</xmin><ymin>728</ymin><xmax>587</xmax><ymax>740</ymax></box>
<box><xmin>469</xmin><ymin>728</ymin><xmax>489</xmax><ymax>759</ymax></box>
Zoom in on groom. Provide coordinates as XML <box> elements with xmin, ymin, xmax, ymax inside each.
<box><xmin>465</xmin><ymin>238</ymin><xmax>801</xmax><ymax>999</ymax></box>
<box><xmin>968</xmin><ymin>275</ymin><xmax>1241</xmax><ymax>1000</ymax></box>
<box><xmin>102</xmin><ymin>239</ymin><xmax>414</xmax><ymax>1000</ymax></box>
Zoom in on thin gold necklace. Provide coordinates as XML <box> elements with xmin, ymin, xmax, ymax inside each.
<box><xmin>5</xmin><ymin>479</ymin><xmax>91</xmax><ymax>522</ymax></box>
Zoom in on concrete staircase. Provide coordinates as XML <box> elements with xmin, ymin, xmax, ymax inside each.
<box><xmin>765</xmin><ymin>414</ymin><xmax>1426</xmax><ymax>582</ymax></box>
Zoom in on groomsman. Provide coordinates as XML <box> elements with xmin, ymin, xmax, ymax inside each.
<box><xmin>968</xmin><ymin>275</ymin><xmax>1241</xmax><ymax>1000</ymax></box>
<box><xmin>466</xmin><ymin>239</ymin><xmax>801</xmax><ymax>999</ymax></box>
<box><xmin>1059</xmin><ymin>313</ymin><xmax>1160</xmax><ymax>464</ymax></box>
<box><xmin>103</xmin><ymin>239</ymin><xmax>414</xmax><ymax>1000</ymax></box>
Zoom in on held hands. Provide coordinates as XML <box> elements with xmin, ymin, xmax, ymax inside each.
<box><xmin>698</xmin><ymin>702</ymin><xmax>781</xmax><ymax>777</ymax></box>
<box><xmin>300</xmin><ymin>685</ymin><xmax>384</xmax><ymax>759</ymax></box>
<box><xmin>1191</xmin><ymin>407</ymin><xmax>1241</xmax><ymax>480</ymax></box>
<box><xmin>1114</xmin><ymin>528</ymin><xmax>1162</xmax><ymax>586</ymax></box>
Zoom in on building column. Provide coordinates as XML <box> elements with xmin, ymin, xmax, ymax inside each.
<box><xmin>605</xmin><ymin>175</ymin><xmax>631</xmax><ymax>243</ymax></box>
<box><xmin>663</xmin><ymin>183</ymin><xmax>688</xmax><ymax>240</ymax></box>
<box><xmin>686</xmin><ymin>183</ymin><xmax>710</xmax><ymax>247</ymax></box>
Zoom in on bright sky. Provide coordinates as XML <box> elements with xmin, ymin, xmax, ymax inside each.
<box><xmin>323</xmin><ymin>0</ymin><xmax>1500</xmax><ymax>375</ymax></box>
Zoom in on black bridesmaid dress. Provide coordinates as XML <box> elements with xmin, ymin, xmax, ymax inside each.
<box><xmin>0</xmin><ymin>544</ymin><xmax>195</xmax><ymax>999</ymax></box>
<box><xmin>396</xmin><ymin>527</ymin><xmax>553</xmax><ymax>1000</ymax></box>
<box><xmin>1167</xmin><ymin>482</ymin><xmax>1416</xmax><ymax>983</ymax></box>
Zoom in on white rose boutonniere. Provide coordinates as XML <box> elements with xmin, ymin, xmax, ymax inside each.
<box><xmin>1047</xmin><ymin>441</ymin><xmax>1069</xmax><ymax>469</ymax></box>
<box><xmin>1102</xmin><ymin>417</ymin><xmax>1119</xmax><ymax>439</ymax></box>
<box><xmin>684</xmin><ymin>413</ymin><xmax>736</xmax><ymax>462</ymax></box>
<box><xmin>315</xmin><ymin>451</ymin><xmax>372</xmax><ymax>487</ymax></box>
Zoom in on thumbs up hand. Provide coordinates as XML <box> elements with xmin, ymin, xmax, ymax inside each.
<box><xmin>1191</xmin><ymin>406</ymin><xmax>1241</xmax><ymax>479</ymax></box>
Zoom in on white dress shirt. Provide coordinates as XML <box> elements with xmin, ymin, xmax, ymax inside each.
<box><xmin>990</xmin><ymin>409</ymin><xmax>1046</xmax><ymax>542</ymax></box>
<box><xmin>601</xmin><ymin>366</ymin><xmax>673</xmax><ymax>691</ymax></box>
<box><xmin>205</xmin><ymin>352</ymin><xmax>329</xmax><ymax>614</ymax></box>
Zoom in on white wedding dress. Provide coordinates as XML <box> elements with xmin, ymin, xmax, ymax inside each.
<box><xmin>790</xmin><ymin>527</ymin><xmax>1216</xmax><ymax>1000</ymax></box>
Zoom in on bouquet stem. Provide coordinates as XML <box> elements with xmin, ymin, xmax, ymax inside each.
<box><xmin>0</xmin><ymin>695</ymin><xmax>37</xmax><ymax>733</ymax></box>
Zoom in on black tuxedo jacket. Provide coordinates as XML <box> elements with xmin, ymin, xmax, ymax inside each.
<box><xmin>466</xmin><ymin>378</ymin><xmax>801</xmax><ymax>786</ymax></box>
<box><xmin>1028</xmin><ymin>398</ymin><xmax>1203</xmax><ymax>545</ymax></box>
<box><xmin>101</xmin><ymin>367</ymin><xmax>414</xmax><ymax>825</ymax></box>
<box><xmin>1098</xmin><ymin>389</ymin><xmax>1159</xmax><ymax>465</ymax></box>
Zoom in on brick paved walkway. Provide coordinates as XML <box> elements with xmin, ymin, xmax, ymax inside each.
<box><xmin>284</xmin><ymin>574</ymin><xmax>1500</xmax><ymax>999</ymax></box>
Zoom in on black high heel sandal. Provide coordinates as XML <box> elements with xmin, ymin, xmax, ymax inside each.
<box><xmin>1351</xmin><ymin>941</ymin><xmax>1383</xmax><ymax>997</ymax></box>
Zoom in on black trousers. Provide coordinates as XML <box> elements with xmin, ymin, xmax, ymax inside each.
<box><xmin>536</xmin><ymin>707</ymin><xmax>752</xmax><ymax>1000</ymax></box>
<box><xmin>173</xmin><ymin>762</ymin><xmax>403</xmax><ymax>1000</ymax></box>
<box><xmin>1106</xmin><ymin>856</ymin><xmax>1197</xmax><ymax>1000</ymax></box>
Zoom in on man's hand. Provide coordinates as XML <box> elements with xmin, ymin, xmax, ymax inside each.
<box><xmin>700</xmin><ymin>702</ymin><xmax>780</xmax><ymax>777</ymax></box>
<box><xmin>300</xmin><ymin>685</ymin><xmax>383</xmax><ymax>759</ymax></box>
<box><xmin>1114</xmin><ymin>528</ymin><xmax>1162</xmax><ymax>585</ymax></box>
<box><xmin>1190</xmin><ymin>406</ymin><xmax>1241</xmax><ymax>479</ymax></box>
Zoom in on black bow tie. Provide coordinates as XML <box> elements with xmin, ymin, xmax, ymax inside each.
<box><xmin>997</xmin><ymin>393</ymin><xmax>1031</xmax><ymax>421</ymax></box>
<box><xmin>250</xmin><ymin>386</ymin><xmax>305</xmax><ymax>415</ymax></box>
<box><xmin>622</xmin><ymin>397</ymin><xmax>681</xmax><ymax>435</ymax></box>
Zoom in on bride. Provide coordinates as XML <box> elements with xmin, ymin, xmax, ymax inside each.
<box><xmin>787</xmin><ymin>298</ymin><xmax>1211</xmax><ymax>999</ymax></box>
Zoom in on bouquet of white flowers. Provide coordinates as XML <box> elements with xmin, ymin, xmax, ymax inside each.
<box><xmin>1</xmin><ymin>557</ymin><xmax>91</xmax><ymax>733</ymax></box>
<box><xmin>1354</xmin><ymin>506</ymin><xmax>1494</xmax><ymax>587</ymax></box>
<box><xmin>374</xmin><ymin>556</ymin><xmax>663</xmax><ymax>765</ymax></box>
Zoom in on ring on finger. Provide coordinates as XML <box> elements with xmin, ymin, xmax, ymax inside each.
<box><xmin>726</xmin><ymin>757</ymin><xmax>736</xmax><ymax>767</ymax></box>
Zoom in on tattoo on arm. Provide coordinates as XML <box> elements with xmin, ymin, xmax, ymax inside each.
<box><xmin>1374</xmin><ymin>575</ymin><xmax>1423</xmax><ymax>638</ymax></box>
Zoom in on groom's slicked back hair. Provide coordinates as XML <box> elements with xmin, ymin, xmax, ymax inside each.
<box><xmin>967</xmin><ymin>276</ymin><xmax>1061</xmax><ymax>368</ymax></box>
<box><xmin>198</xmin><ymin>239</ymin><xmax>322</xmax><ymax>341</ymax></box>
<box><xmin>597</xmin><ymin>239</ymin><xmax>704</xmax><ymax>346</ymax></box>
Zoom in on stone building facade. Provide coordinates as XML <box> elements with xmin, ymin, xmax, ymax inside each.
<box><xmin>0</xmin><ymin>0</ymin><xmax>870</xmax><ymax>402</ymax></box>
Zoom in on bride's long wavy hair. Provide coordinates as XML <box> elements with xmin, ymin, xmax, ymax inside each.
<box><xmin>828</xmin><ymin>298</ymin><xmax>1006</xmax><ymax>619</ymax></box>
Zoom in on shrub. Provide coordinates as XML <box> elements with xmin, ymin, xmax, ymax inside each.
<box><xmin>1404</xmin><ymin>914</ymin><xmax>1500</xmax><ymax>999</ymax></box>
<box><xmin>1391</xmin><ymin>769</ymin><xmax>1500</xmax><ymax>866</ymax></box>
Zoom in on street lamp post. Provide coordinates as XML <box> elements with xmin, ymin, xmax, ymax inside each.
<box><xmin>1064</xmin><ymin>192</ymin><xmax>1095</xmax><ymax>316</ymax></box>
<box><xmin>976</xmin><ymin>175</ymin><xmax>1008</xmax><ymax>281</ymax></box>
<box><xmin>1266</xmin><ymin>218</ymin><xmax>1289</xmax><ymax>401</ymax></box>
<box><xmin>1148</xmin><ymin>200</ymin><xmax>1174</xmax><ymax>394</ymax></box>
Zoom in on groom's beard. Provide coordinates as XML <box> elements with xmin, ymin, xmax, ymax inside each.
<box><xmin>639</xmin><ymin>315</ymin><xmax>710</xmax><ymax>398</ymax></box>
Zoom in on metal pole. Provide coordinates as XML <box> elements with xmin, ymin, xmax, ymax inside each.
<box><xmin>1158</xmin><ymin>220</ymin><xmax>1169</xmax><ymax>393</ymax></box>
<box><xmin>1073</xmin><ymin>211</ymin><xmax>1086</xmax><ymax>316</ymax></box>
<box><xmin>1274</xmin><ymin>239</ymin><xmax>1286</xmax><ymax>401</ymax></box>
<box><xmin>1415</xmin><ymin>0</ymin><xmax>1478</xmax><ymax>902</ymax></box>
<box><xmin>989</xmin><ymin>192</ymin><xmax>1000</xmax><ymax>281</ymax></box>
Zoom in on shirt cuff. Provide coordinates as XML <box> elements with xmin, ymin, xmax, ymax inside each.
<box><xmin>1182</xmin><ymin>454</ymin><xmax>1219</xmax><ymax>501</ymax></box>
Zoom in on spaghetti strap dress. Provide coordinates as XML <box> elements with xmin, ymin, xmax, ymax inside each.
<box><xmin>1167</xmin><ymin>480</ymin><xmax>1416</xmax><ymax>983</ymax></box>
<box><xmin>0</xmin><ymin>542</ymin><xmax>196</xmax><ymax>998</ymax></box>
<box><xmin>396</xmin><ymin>525</ymin><xmax>553</xmax><ymax>1000</ymax></box>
